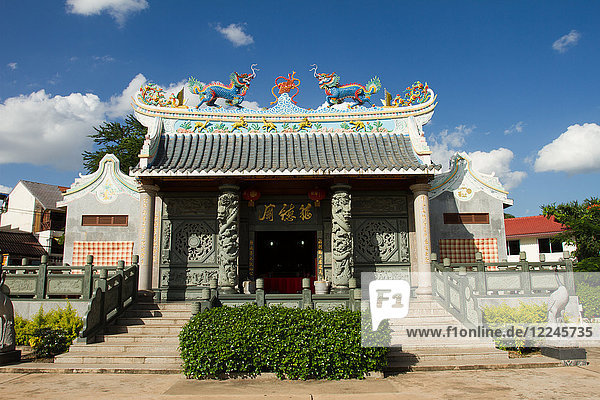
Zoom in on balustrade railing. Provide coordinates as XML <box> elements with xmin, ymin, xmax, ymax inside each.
<box><xmin>192</xmin><ymin>277</ymin><xmax>361</xmax><ymax>315</ymax></box>
<box><xmin>431</xmin><ymin>251</ymin><xmax>576</xmax><ymax>328</ymax></box>
<box><xmin>2</xmin><ymin>254</ymin><xmax>139</xmax><ymax>342</ymax></box>
<box><xmin>78</xmin><ymin>255</ymin><xmax>139</xmax><ymax>342</ymax></box>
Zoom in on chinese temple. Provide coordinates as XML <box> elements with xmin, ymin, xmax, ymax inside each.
<box><xmin>124</xmin><ymin>65</ymin><xmax>442</xmax><ymax>300</ymax></box>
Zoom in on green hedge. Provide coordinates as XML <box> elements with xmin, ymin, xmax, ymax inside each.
<box><xmin>15</xmin><ymin>304</ymin><xmax>83</xmax><ymax>357</ymax></box>
<box><xmin>482</xmin><ymin>302</ymin><xmax>547</xmax><ymax>352</ymax></box>
<box><xmin>179</xmin><ymin>305</ymin><xmax>389</xmax><ymax>380</ymax></box>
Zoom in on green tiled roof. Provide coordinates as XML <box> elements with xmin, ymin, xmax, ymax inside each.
<box><xmin>132</xmin><ymin>132</ymin><xmax>440</xmax><ymax>177</ymax></box>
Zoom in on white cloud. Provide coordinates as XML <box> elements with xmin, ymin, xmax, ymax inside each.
<box><xmin>0</xmin><ymin>185</ymin><xmax>13</xmax><ymax>194</ymax></box>
<box><xmin>534</xmin><ymin>123</ymin><xmax>600</xmax><ymax>174</ymax></box>
<box><xmin>429</xmin><ymin>125</ymin><xmax>474</xmax><ymax>167</ymax></box>
<box><xmin>430</xmin><ymin>125</ymin><xmax>526</xmax><ymax>190</ymax></box>
<box><xmin>215</xmin><ymin>23</ymin><xmax>254</xmax><ymax>47</ymax></box>
<box><xmin>0</xmin><ymin>90</ymin><xmax>105</xmax><ymax>169</ymax></box>
<box><xmin>468</xmin><ymin>148</ymin><xmax>527</xmax><ymax>190</ymax></box>
<box><xmin>552</xmin><ymin>30</ymin><xmax>581</xmax><ymax>53</ymax></box>
<box><xmin>0</xmin><ymin>74</ymin><xmax>190</xmax><ymax>170</ymax></box>
<box><xmin>106</xmin><ymin>73</ymin><xmax>147</xmax><ymax>118</ymax></box>
<box><xmin>66</xmin><ymin>0</ymin><xmax>148</xmax><ymax>25</ymax></box>
<box><xmin>93</xmin><ymin>55</ymin><xmax>115</xmax><ymax>63</ymax></box>
<box><xmin>7</xmin><ymin>62</ymin><xmax>17</xmax><ymax>70</ymax></box>
<box><xmin>504</xmin><ymin>121</ymin><xmax>525</xmax><ymax>135</ymax></box>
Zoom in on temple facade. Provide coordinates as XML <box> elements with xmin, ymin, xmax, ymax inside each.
<box><xmin>61</xmin><ymin>68</ymin><xmax>512</xmax><ymax>301</ymax></box>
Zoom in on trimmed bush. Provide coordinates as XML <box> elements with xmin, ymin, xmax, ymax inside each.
<box><xmin>482</xmin><ymin>302</ymin><xmax>547</xmax><ymax>352</ymax></box>
<box><xmin>29</xmin><ymin>328</ymin><xmax>70</xmax><ymax>358</ymax></box>
<box><xmin>179</xmin><ymin>305</ymin><xmax>389</xmax><ymax>380</ymax></box>
<box><xmin>15</xmin><ymin>304</ymin><xmax>83</xmax><ymax>357</ymax></box>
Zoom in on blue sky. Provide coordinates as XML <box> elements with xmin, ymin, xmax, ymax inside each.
<box><xmin>1</xmin><ymin>0</ymin><xmax>599</xmax><ymax>216</ymax></box>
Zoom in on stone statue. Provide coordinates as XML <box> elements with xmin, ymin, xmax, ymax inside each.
<box><xmin>548</xmin><ymin>269</ymin><xmax>569</xmax><ymax>323</ymax></box>
<box><xmin>0</xmin><ymin>268</ymin><xmax>16</xmax><ymax>353</ymax></box>
<box><xmin>217</xmin><ymin>189</ymin><xmax>239</xmax><ymax>292</ymax></box>
<box><xmin>331</xmin><ymin>187</ymin><xmax>353</xmax><ymax>289</ymax></box>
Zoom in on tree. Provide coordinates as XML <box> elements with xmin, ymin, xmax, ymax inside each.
<box><xmin>82</xmin><ymin>114</ymin><xmax>147</xmax><ymax>173</ymax></box>
<box><xmin>542</xmin><ymin>197</ymin><xmax>600</xmax><ymax>261</ymax></box>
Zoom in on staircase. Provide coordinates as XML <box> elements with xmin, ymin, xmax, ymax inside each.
<box><xmin>54</xmin><ymin>300</ymin><xmax>192</xmax><ymax>373</ymax></box>
<box><xmin>385</xmin><ymin>295</ymin><xmax>561</xmax><ymax>372</ymax></box>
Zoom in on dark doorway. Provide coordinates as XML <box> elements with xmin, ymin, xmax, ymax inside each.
<box><xmin>256</xmin><ymin>231</ymin><xmax>316</xmax><ymax>293</ymax></box>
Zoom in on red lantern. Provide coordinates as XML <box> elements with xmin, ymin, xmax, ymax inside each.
<box><xmin>308</xmin><ymin>188</ymin><xmax>326</xmax><ymax>207</ymax></box>
<box><xmin>242</xmin><ymin>188</ymin><xmax>261</xmax><ymax>207</ymax></box>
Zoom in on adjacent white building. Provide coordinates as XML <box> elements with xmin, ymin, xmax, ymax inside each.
<box><xmin>0</xmin><ymin>180</ymin><xmax>67</xmax><ymax>263</ymax></box>
<box><xmin>505</xmin><ymin>215</ymin><xmax>576</xmax><ymax>262</ymax></box>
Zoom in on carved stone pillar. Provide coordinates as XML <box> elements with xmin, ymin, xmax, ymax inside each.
<box><xmin>217</xmin><ymin>185</ymin><xmax>240</xmax><ymax>293</ymax></box>
<box><xmin>331</xmin><ymin>184</ymin><xmax>353</xmax><ymax>292</ymax></box>
<box><xmin>139</xmin><ymin>184</ymin><xmax>159</xmax><ymax>292</ymax></box>
<box><xmin>410</xmin><ymin>183</ymin><xmax>432</xmax><ymax>295</ymax></box>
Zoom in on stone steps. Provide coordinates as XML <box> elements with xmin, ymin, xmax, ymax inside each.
<box><xmin>54</xmin><ymin>300</ymin><xmax>192</xmax><ymax>368</ymax></box>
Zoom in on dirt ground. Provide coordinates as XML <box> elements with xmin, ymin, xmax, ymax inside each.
<box><xmin>1</xmin><ymin>350</ymin><xmax>600</xmax><ymax>399</ymax></box>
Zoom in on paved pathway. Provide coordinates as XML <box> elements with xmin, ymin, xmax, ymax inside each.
<box><xmin>1</xmin><ymin>350</ymin><xmax>599</xmax><ymax>399</ymax></box>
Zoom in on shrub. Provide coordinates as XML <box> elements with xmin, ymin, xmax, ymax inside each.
<box><xmin>29</xmin><ymin>328</ymin><xmax>70</xmax><ymax>358</ymax></box>
<box><xmin>482</xmin><ymin>302</ymin><xmax>547</xmax><ymax>352</ymax></box>
<box><xmin>574</xmin><ymin>257</ymin><xmax>600</xmax><ymax>273</ymax></box>
<box><xmin>576</xmin><ymin>283</ymin><xmax>600</xmax><ymax>319</ymax></box>
<box><xmin>179</xmin><ymin>305</ymin><xmax>389</xmax><ymax>380</ymax></box>
<box><xmin>15</xmin><ymin>303</ymin><xmax>83</xmax><ymax>356</ymax></box>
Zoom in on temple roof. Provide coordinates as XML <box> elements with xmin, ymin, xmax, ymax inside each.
<box><xmin>131</xmin><ymin>131</ymin><xmax>440</xmax><ymax>177</ymax></box>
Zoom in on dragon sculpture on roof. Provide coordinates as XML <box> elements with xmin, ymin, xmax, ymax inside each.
<box><xmin>188</xmin><ymin>64</ymin><xmax>259</xmax><ymax>108</ymax></box>
<box><xmin>310</xmin><ymin>64</ymin><xmax>381</xmax><ymax>108</ymax></box>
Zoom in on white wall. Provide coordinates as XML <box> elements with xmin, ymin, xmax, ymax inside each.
<box><xmin>0</xmin><ymin>182</ymin><xmax>36</xmax><ymax>232</ymax></box>
<box><xmin>506</xmin><ymin>236</ymin><xmax>576</xmax><ymax>262</ymax></box>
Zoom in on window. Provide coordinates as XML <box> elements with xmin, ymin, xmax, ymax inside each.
<box><xmin>443</xmin><ymin>213</ymin><xmax>489</xmax><ymax>224</ymax></box>
<box><xmin>507</xmin><ymin>240</ymin><xmax>520</xmax><ymax>256</ymax></box>
<box><xmin>81</xmin><ymin>215</ymin><xmax>128</xmax><ymax>226</ymax></box>
<box><xmin>538</xmin><ymin>238</ymin><xmax>564</xmax><ymax>253</ymax></box>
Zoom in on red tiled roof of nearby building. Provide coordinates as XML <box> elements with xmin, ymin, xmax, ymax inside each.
<box><xmin>505</xmin><ymin>215</ymin><xmax>568</xmax><ymax>238</ymax></box>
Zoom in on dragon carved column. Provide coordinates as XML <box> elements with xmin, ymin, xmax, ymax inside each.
<box><xmin>331</xmin><ymin>184</ymin><xmax>353</xmax><ymax>292</ymax></box>
<box><xmin>217</xmin><ymin>185</ymin><xmax>240</xmax><ymax>293</ymax></box>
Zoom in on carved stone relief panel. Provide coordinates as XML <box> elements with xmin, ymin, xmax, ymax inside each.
<box><xmin>171</xmin><ymin>220</ymin><xmax>216</xmax><ymax>264</ymax></box>
<box><xmin>353</xmin><ymin>196</ymin><xmax>408</xmax><ymax>216</ymax></box>
<box><xmin>353</xmin><ymin>218</ymin><xmax>409</xmax><ymax>264</ymax></box>
<box><xmin>159</xmin><ymin>268</ymin><xmax>218</xmax><ymax>287</ymax></box>
<box><xmin>163</xmin><ymin>197</ymin><xmax>217</xmax><ymax>218</ymax></box>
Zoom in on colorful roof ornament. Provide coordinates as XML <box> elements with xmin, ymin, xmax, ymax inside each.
<box><xmin>393</xmin><ymin>81</ymin><xmax>431</xmax><ymax>107</ymax></box>
<box><xmin>310</xmin><ymin>64</ymin><xmax>381</xmax><ymax>108</ymax></box>
<box><xmin>187</xmin><ymin>64</ymin><xmax>259</xmax><ymax>108</ymax></box>
<box><xmin>271</xmin><ymin>71</ymin><xmax>301</xmax><ymax>105</ymax></box>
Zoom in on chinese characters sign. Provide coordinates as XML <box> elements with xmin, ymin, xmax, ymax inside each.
<box><xmin>255</xmin><ymin>202</ymin><xmax>319</xmax><ymax>224</ymax></box>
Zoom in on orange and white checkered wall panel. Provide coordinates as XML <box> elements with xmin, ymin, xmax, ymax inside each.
<box><xmin>72</xmin><ymin>241</ymin><xmax>134</xmax><ymax>266</ymax></box>
<box><xmin>438</xmin><ymin>238</ymin><xmax>499</xmax><ymax>264</ymax></box>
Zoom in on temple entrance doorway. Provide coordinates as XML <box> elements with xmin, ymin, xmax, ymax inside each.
<box><xmin>255</xmin><ymin>231</ymin><xmax>316</xmax><ymax>293</ymax></box>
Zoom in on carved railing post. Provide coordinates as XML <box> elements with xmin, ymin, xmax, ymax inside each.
<box><xmin>36</xmin><ymin>255</ymin><xmax>47</xmax><ymax>299</ymax></box>
<box><xmin>331</xmin><ymin>184</ymin><xmax>352</xmax><ymax>292</ymax></box>
<box><xmin>217</xmin><ymin>185</ymin><xmax>240</xmax><ymax>294</ymax></box>
<box><xmin>116</xmin><ymin>260</ymin><xmax>124</xmax><ymax>315</ymax></box>
<box><xmin>83</xmin><ymin>255</ymin><xmax>94</xmax><ymax>300</ymax></box>
<box><xmin>302</xmin><ymin>278</ymin><xmax>313</xmax><ymax>309</ymax></box>
<box><xmin>255</xmin><ymin>278</ymin><xmax>265</xmax><ymax>307</ymax></box>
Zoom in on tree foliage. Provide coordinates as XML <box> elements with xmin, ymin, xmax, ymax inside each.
<box><xmin>82</xmin><ymin>114</ymin><xmax>147</xmax><ymax>173</ymax></box>
<box><xmin>542</xmin><ymin>197</ymin><xmax>600</xmax><ymax>261</ymax></box>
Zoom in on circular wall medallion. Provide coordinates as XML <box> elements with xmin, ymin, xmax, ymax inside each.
<box><xmin>188</xmin><ymin>234</ymin><xmax>201</xmax><ymax>249</ymax></box>
<box><xmin>454</xmin><ymin>186</ymin><xmax>475</xmax><ymax>202</ymax></box>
